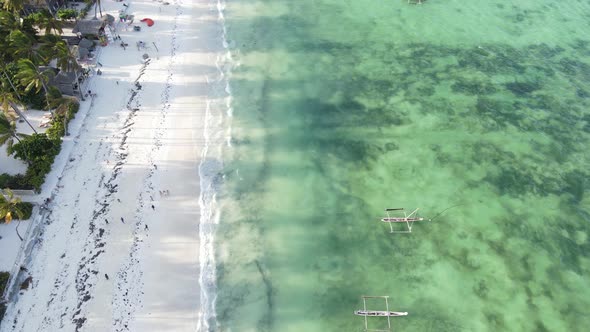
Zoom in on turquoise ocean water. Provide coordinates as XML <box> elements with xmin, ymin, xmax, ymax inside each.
<box><xmin>214</xmin><ymin>0</ymin><xmax>590</xmax><ymax>331</ymax></box>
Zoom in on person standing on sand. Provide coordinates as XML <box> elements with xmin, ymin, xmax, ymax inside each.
<box><xmin>120</xmin><ymin>217</ymin><xmax>125</xmax><ymax>223</ymax></box>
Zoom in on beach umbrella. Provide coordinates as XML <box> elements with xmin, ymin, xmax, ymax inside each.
<box><xmin>140</xmin><ymin>18</ymin><xmax>154</xmax><ymax>27</ymax></box>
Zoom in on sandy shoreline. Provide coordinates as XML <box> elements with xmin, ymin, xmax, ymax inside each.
<box><xmin>1</xmin><ymin>0</ymin><xmax>226</xmax><ymax>331</ymax></box>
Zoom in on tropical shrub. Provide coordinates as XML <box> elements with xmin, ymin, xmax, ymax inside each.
<box><xmin>23</xmin><ymin>160</ymin><xmax>53</xmax><ymax>190</ymax></box>
<box><xmin>0</xmin><ymin>174</ymin><xmax>33</xmax><ymax>190</ymax></box>
<box><xmin>10</xmin><ymin>134</ymin><xmax>61</xmax><ymax>191</ymax></box>
<box><xmin>47</xmin><ymin>99</ymin><xmax>80</xmax><ymax>139</ymax></box>
<box><xmin>78</xmin><ymin>1</ymin><xmax>94</xmax><ymax>20</ymax></box>
<box><xmin>68</xmin><ymin>100</ymin><xmax>80</xmax><ymax>115</ymax></box>
<box><xmin>0</xmin><ymin>271</ymin><xmax>9</xmax><ymax>296</ymax></box>
<box><xmin>57</xmin><ymin>9</ymin><xmax>78</xmax><ymax>20</ymax></box>
<box><xmin>78</xmin><ymin>8</ymin><xmax>88</xmax><ymax>20</ymax></box>
<box><xmin>11</xmin><ymin>134</ymin><xmax>59</xmax><ymax>164</ymax></box>
<box><xmin>46</xmin><ymin>86</ymin><xmax>63</xmax><ymax>109</ymax></box>
<box><xmin>0</xmin><ymin>302</ymin><xmax>5</xmax><ymax>322</ymax></box>
<box><xmin>46</xmin><ymin>120</ymin><xmax>64</xmax><ymax>140</ymax></box>
<box><xmin>26</xmin><ymin>12</ymin><xmax>45</xmax><ymax>25</ymax></box>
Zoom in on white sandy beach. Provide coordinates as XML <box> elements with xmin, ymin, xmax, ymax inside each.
<box><xmin>1</xmin><ymin>0</ymin><xmax>226</xmax><ymax>331</ymax></box>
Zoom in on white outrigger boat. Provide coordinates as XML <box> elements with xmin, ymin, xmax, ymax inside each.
<box><xmin>355</xmin><ymin>296</ymin><xmax>408</xmax><ymax>331</ymax></box>
<box><xmin>381</xmin><ymin>208</ymin><xmax>424</xmax><ymax>233</ymax></box>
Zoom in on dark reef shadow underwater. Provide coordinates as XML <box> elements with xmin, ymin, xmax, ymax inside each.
<box><xmin>214</xmin><ymin>1</ymin><xmax>590</xmax><ymax>331</ymax></box>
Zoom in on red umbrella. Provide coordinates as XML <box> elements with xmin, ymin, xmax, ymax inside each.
<box><xmin>140</xmin><ymin>18</ymin><xmax>154</xmax><ymax>27</ymax></box>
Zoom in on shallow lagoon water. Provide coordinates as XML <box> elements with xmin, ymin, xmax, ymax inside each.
<box><xmin>215</xmin><ymin>1</ymin><xmax>590</xmax><ymax>331</ymax></box>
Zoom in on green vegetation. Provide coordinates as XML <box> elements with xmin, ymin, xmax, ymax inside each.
<box><xmin>57</xmin><ymin>9</ymin><xmax>78</xmax><ymax>21</ymax></box>
<box><xmin>11</xmin><ymin>134</ymin><xmax>61</xmax><ymax>190</ymax></box>
<box><xmin>0</xmin><ymin>1</ymin><xmax>84</xmax><ymax>191</ymax></box>
<box><xmin>0</xmin><ymin>173</ymin><xmax>29</xmax><ymax>189</ymax></box>
<box><xmin>0</xmin><ymin>272</ymin><xmax>9</xmax><ymax>295</ymax></box>
<box><xmin>0</xmin><ymin>302</ymin><xmax>5</xmax><ymax>322</ymax></box>
<box><xmin>0</xmin><ymin>271</ymin><xmax>9</xmax><ymax>319</ymax></box>
<box><xmin>78</xmin><ymin>1</ymin><xmax>95</xmax><ymax>20</ymax></box>
<box><xmin>15</xmin><ymin>201</ymin><xmax>33</xmax><ymax>219</ymax></box>
<box><xmin>0</xmin><ymin>188</ymin><xmax>24</xmax><ymax>223</ymax></box>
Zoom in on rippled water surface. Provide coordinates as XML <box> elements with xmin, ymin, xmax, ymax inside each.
<box><xmin>215</xmin><ymin>1</ymin><xmax>590</xmax><ymax>331</ymax></box>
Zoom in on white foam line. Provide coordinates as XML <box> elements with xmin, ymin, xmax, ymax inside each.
<box><xmin>196</xmin><ymin>1</ymin><xmax>236</xmax><ymax>331</ymax></box>
<box><xmin>197</xmin><ymin>100</ymin><xmax>214</xmax><ymax>332</ymax></box>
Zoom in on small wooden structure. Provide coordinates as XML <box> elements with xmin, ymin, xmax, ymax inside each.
<box><xmin>355</xmin><ymin>296</ymin><xmax>408</xmax><ymax>331</ymax></box>
<box><xmin>381</xmin><ymin>208</ymin><xmax>424</xmax><ymax>233</ymax></box>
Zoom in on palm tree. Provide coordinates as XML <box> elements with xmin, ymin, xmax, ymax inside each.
<box><xmin>0</xmin><ymin>76</ymin><xmax>40</xmax><ymax>134</ymax></box>
<box><xmin>0</xmin><ymin>188</ymin><xmax>24</xmax><ymax>224</ymax></box>
<box><xmin>94</xmin><ymin>0</ymin><xmax>103</xmax><ymax>18</ymax></box>
<box><xmin>2</xmin><ymin>0</ymin><xmax>25</xmax><ymax>14</ymax></box>
<box><xmin>0</xmin><ymin>10</ymin><xmax>21</xmax><ymax>34</ymax></box>
<box><xmin>0</xmin><ymin>87</ymin><xmax>37</xmax><ymax>132</ymax></box>
<box><xmin>0</xmin><ymin>88</ymin><xmax>18</xmax><ymax>119</ymax></box>
<box><xmin>51</xmin><ymin>41</ymin><xmax>84</xmax><ymax>101</ymax></box>
<box><xmin>0</xmin><ymin>188</ymin><xmax>26</xmax><ymax>241</ymax></box>
<box><xmin>0</xmin><ymin>62</ymin><xmax>21</xmax><ymax>98</ymax></box>
<box><xmin>44</xmin><ymin>0</ymin><xmax>56</xmax><ymax>16</ymax></box>
<box><xmin>0</xmin><ymin>113</ymin><xmax>28</xmax><ymax>153</ymax></box>
<box><xmin>8</xmin><ymin>30</ymin><xmax>47</xmax><ymax>65</ymax></box>
<box><xmin>36</xmin><ymin>9</ymin><xmax>64</xmax><ymax>35</ymax></box>
<box><xmin>0</xmin><ymin>61</ymin><xmax>18</xmax><ymax>92</ymax></box>
<box><xmin>15</xmin><ymin>59</ymin><xmax>54</xmax><ymax>108</ymax></box>
<box><xmin>52</xmin><ymin>41</ymin><xmax>79</xmax><ymax>72</ymax></box>
<box><xmin>53</xmin><ymin>97</ymin><xmax>71</xmax><ymax>136</ymax></box>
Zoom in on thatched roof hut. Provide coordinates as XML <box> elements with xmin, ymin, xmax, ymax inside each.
<box><xmin>72</xmin><ymin>20</ymin><xmax>105</xmax><ymax>37</ymax></box>
<box><xmin>49</xmin><ymin>71</ymin><xmax>78</xmax><ymax>96</ymax></box>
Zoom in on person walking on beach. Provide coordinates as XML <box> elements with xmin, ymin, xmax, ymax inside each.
<box><xmin>104</xmin><ymin>274</ymin><xmax>109</xmax><ymax>280</ymax></box>
<box><xmin>151</xmin><ymin>204</ymin><xmax>155</xmax><ymax>210</ymax></box>
<box><xmin>120</xmin><ymin>217</ymin><xmax>125</xmax><ymax>223</ymax></box>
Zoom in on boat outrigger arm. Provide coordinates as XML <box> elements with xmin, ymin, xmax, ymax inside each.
<box><xmin>381</xmin><ymin>208</ymin><xmax>424</xmax><ymax>233</ymax></box>
<box><xmin>354</xmin><ymin>296</ymin><xmax>408</xmax><ymax>331</ymax></box>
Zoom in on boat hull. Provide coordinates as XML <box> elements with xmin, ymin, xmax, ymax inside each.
<box><xmin>354</xmin><ymin>310</ymin><xmax>408</xmax><ymax>317</ymax></box>
<box><xmin>381</xmin><ymin>217</ymin><xmax>424</xmax><ymax>223</ymax></box>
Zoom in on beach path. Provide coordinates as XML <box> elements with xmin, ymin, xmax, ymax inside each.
<box><xmin>1</xmin><ymin>1</ymin><xmax>223</xmax><ymax>331</ymax></box>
